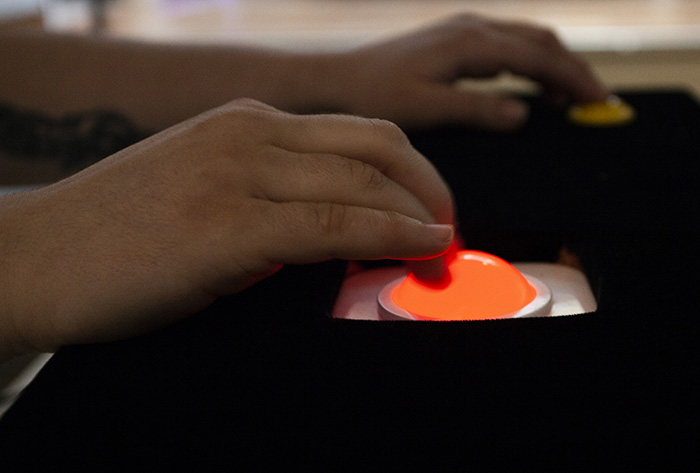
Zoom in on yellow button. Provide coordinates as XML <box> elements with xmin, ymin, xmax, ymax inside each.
<box><xmin>568</xmin><ymin>96</ymin><xmax>635</xmax><ymax>126</ymax></box>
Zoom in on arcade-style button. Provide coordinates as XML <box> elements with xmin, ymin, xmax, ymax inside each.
<box><xmin>567</xmin><ymin>95</ymin><xmax>636</xmax><ymax>126</ymax></box>
<box><xmin>377</xmin><ymin>250</ymin><xmax>552</xmax><ymax>321</ymax></box>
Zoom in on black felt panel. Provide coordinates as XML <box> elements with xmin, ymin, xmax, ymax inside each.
<box><xmin>1</xmin><ymin>91</ymin><xmax>698</xmax><ymax>470</ymax></box>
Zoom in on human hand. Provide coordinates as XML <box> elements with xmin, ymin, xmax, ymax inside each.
<box><xmin>334</xmin><ymin>14</ymin><xmax>609</xmax><ymax>130</ymax></box>
<box><xmin>0</xmin><ymin>99</ymin><xmax>453</xmax><ymax>358</ymax></box>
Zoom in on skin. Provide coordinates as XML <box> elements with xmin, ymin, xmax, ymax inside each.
<box><xmin>0</xmin><ymin>100</ymin><xmax>454</xmax><ymax>360</ymax></box>
<box><xmin>338</xmin><ymin>15</ymin><xmax>609</xmax><ymax>130</ymax></box>
<box><xmin>0</xmin><ymin>14</ymin><xmax>608</xmax><ymax>132</ymax></box>
<box><xmin>0</xmin><ymin>14</ymin><xmax>608</xmax><ymax>362</ymax></box>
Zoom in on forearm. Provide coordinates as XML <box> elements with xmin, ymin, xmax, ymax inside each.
<box><xmin>0</xmin><ymin>194</ymin><xmax>39</xmax><ymax>363</ymax></box>
<box><xmin>0</xmin><ymin>31</ymin><xmax>349</xmax><ymax>131</ymax></box>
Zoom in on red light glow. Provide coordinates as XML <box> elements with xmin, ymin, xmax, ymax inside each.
<box><xmin>391</xmin><ymin>250</ymin><xmax>537</xmax><ymax>320</ymax></box>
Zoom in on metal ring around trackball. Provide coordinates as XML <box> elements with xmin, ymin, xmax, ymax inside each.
<box><xmin>377</xmin><ymin>273</ymin><xmax>553</xmax><ymax>321</ymax></box>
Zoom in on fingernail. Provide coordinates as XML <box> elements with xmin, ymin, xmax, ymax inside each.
<box><xmin>426</xmin><ymin>224</ymin><xmax>455</xmax><ymax>243</ymax></box>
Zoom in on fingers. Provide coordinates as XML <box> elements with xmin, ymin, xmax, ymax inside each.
<box><xmin>248</xmin><ymin>148</ymin><xmax>435</xmax><ymax>225</ymax></box>
<box><xmin>405</xmin><ymin>232</ymin><xmax>464</xmax><ymax>284</ymax></box>
<box><xmin>258</xmin><ymin>201</ymin><xmax>454</xmax><ymax>264</ymax></box>
<box><xmin>268</xmin><ymin>113</ymin><xmax>455</xmax><ymax>226</ymax></box>
<box><xmin>249</xmin><ymin>111</ymin><xmax>456</xmax><ymax>279</ymax></box>
<box><xmin>276</xmin><ymin>113</ymin><xmax>456</xmax><ymax>281</ymax></box>
<box><xmin>399</xmin><ymin>15</ymin><xmax>609</xmax><ymax>130</ymax></box>
<box><xmin>198</xmin><ymin>101</ymin><xmax>456</xmax><ymax>283</ymax></box>
<box><xmin>236</xmin><ymin>103</ymin><xmax>456</xmax><ymax>280</ymax></box>
<box><xmin>492</xmin><ymin>20</ymin><xmax>609</xmax><ymax>103</ymax></box>
<box><xmin>424</xmin><ymin>86</ymin><xmax>531</xmax><ymax>131</ymax></box>
<box><xmin>201</xmin><ymin>101</ymin><xmax>452</xmax><ymax>229</ymax></box>
<box><xmin>454</xmin><ymin>15</ymin><xmax>609</xmax><ymax>103</ymax></box>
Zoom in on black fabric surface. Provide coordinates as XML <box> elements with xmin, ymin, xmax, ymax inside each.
<box><xmin>1</xmin><ymin>91</ymin><xmax>698</xmax><ymax>470</ymax></box>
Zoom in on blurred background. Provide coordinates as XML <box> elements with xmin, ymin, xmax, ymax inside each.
<box><xmin>1</xmin><ymin>0</ymin><xmax>699</xmax><ymax>95</ymax></box>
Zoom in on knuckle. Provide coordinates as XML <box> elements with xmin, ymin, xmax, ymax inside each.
<box><xmin>203</xmin><ymin>99</ymin><xmax>288</xmax><ymax>146</ymax></box>
<box><xmin>205</xmin><ymin>98</ymin><xmax>271</xmax><ymax>126</ymax></box>
<box><xmin>226</xmin><ymin>97</ymin><xmax>276</xmax><ymax>112</ymax></box>
<box><xmin>348</xmin><ymin>159</ymin><xmax>389</xmax><ymax>192</ymax></box>
<box><xmin>366</xmin><ymin>118</ymin><xmax>408</xmax><ymax>145</ymax></box>
<box><xmin>379</xmin><ymin>210</ymin><xmax>406</xmax><ymax>233</ymax></box>
<box><xmin>373</xmin><ymin>211</ymin><xmax>414</xmax><ymax>249</ymax></box>
<box><xmin>313</xmin><ymin>202</ymin><xmax>351</xmax><ymax>236</ymax></box>
<box><xmin>364</xmin><ymin>118</ymin><xmax>417</xmax><ymax>158</ymax></box>
<box><xmin>199</xmin><ymin>101</ymin><xmax>264</xmax><ymax>132</ymax></box>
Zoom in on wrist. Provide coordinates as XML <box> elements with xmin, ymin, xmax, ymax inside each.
<box><xmin>0</xmin><ymin>196</ymin><xmax>40</xmax><ymax>362</ymax></box>
<box><xmin>275</xmin><ymin>50</ymin><xmax>358</xmax><ymax>115</ymax></box>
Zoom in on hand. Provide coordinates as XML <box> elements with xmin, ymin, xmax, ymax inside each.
<box><xmin>335</xmin><ymin>14</ymin><xmax>609</xmax><ymax>130</ymax></box>
<box><xmin>0</xmin><ymin>99</ymin><xmax>453</xmax><ymax>358</ymax></box>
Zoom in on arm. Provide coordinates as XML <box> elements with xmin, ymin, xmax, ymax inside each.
<box><xmin>0</xmin><ymin>30</ymin><xmax>343</xmax><ymax>132</ymax></box>
<box><xmin>337</xmin><ymin>14</ymin><xmax>610</xmax><ymax>130</ymax></box>
<box><xmin>0</xmin><ymin>99</ymin><xmax>454</xmax><ymax>363</ymax></box>
<box><xmin>0</xmin><ymin>13</ymin><xmax>606</xmax><ymax>362</ymax></box>
<box><xmin>0</xmin><ymin>14</ymin><xmax>608</xmax><ymax>133</ymax></box>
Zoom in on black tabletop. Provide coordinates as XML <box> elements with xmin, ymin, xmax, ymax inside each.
<box><xmin>1</xmin><ymin>90</ymin><xmax>698</xmax><ymax>471</ymax></box>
